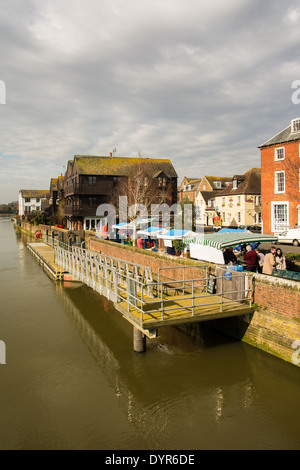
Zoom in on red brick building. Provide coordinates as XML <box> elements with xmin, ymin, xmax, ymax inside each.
<box><xmin>259</xmin><ymin>118</ymin><xmax>300</xmax><ymax>234</ymax></box>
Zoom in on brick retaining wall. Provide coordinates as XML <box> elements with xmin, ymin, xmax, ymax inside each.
<box><xmin>87</xmin><ymin>236</ymin><xmax>300</xmax><ymax>367</ymax></box>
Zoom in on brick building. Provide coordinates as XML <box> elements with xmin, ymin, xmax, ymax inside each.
<box><xmin>259</xmin><ymin>118</ymin><xmax>300</xmax><ymax>234</ymax></box>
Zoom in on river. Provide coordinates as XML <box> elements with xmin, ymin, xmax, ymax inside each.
<box><xmin>0</xmin><ymin>217</ymin><xmax>299</xmax><ymax>450</ymax></box>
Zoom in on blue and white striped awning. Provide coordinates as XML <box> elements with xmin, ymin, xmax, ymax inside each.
<box><xmin>186</xmin><ymin>232</ymin><xmax>278</xmax><ymax>250</ymax></box>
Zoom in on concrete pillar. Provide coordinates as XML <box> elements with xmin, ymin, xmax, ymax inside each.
<box><xmin>133</xmin><ymin>327</ymin><xmax>146</xmax><ymax>353</ymax></box>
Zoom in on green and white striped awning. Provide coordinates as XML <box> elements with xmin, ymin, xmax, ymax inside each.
<box><xmin>186</xmin><ymin>232</ymin><xmax>278</xmax><ymax>250</ymax></box>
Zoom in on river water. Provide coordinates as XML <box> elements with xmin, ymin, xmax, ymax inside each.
<box><xmin>0</xmin><ymin>217</ymin><xmax>299</xmax><ymax>450</ymax></box>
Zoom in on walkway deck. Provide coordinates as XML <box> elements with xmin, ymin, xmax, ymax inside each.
<box><xmin>27</xmin><ymin>239</ymin><xmax>254</xmax><ymax>343</ymax></box>
<box><xmin>27</xmin><ymin>242</ymin><xmax>68</xmax><ymax>280</ymax></box>
<box><xmin>116</xmin><ymin>292</ymin><xmax>253</xmax><ymax>333</ymax></box>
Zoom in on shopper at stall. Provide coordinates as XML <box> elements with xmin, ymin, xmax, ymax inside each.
<box><xmin>262</xmin><ymin>246</ymin><xmax>276</xmax><ymax>275</ymax></box>
<box><xmin>244</xmin><ymin>245</ymin><xmax>259</xmax><ymax>272</ymax></box>
<box><xmin>275</xmin><ymin>248</ymin><xmax>286</xmax><ymax>271</ymax></box>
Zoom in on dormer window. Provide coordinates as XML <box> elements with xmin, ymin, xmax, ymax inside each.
<box><xmin>291</xmin><ymin>118</ymin><xmax>300</xmax><ymax>133</ymax></box>
<box><xmin>214</xmin><ymin>181</ymin><xmax>222</xmax><ymax>188</ymax></box>
<box><xmin>275</xmin><ymin>147</ymin><xmax>285</xmax><ymax>161</ymax></box>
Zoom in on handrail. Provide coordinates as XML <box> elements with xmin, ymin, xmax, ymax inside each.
<box><xmin>45</xmin><ymin>234</ymin><xmax>253</xmax><ymax>323</ymax></box>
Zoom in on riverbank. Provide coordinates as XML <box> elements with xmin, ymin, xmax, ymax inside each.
<box><xmin>15</xmin><ymin>221</ymin><xmax>300</xmax><ymax>367</ymax></box>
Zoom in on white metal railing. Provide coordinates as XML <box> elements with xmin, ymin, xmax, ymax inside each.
<box><xmin>43</xmin><ymin>236</ymin><xmax>253</xmax><ymax>322</ymax></box>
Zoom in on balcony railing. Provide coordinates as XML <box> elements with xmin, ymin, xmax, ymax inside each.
<box><xmin>64</xmin><ymin>204</ymin><xmax>100</xmax><ymax>217</ymax></box>
<box><xmin>64</xmin><ymin>181</ymin><xmax>113</xmax><ymax>196</ymax></box>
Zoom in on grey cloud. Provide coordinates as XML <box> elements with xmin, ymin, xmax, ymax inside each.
<box><xmin>1</xmin><ymin>0</ymin><xmax>300</xmax><ymax>202</ymax></box>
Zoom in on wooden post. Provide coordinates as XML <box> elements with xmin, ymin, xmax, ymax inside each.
<box><xmin>133</xmin><ymin>327</ymin><xmax>146</xmax><ymax>353</ymax></box>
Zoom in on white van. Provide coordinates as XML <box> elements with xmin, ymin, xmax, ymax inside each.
<box><xmin>277</xmin><ymin>228</ymin><xmax>300</xmax><ymax>246</ymax></box>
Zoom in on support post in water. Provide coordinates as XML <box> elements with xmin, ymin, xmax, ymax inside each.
<box><xmin>133</xmin><ymin>327</ymin><xmax>146</xmax><ymax>353</ymax></box>
<box><xmin>0</xmin><ymin>340</ymin><xmax>6</xmax><ymax>364</ymax></box>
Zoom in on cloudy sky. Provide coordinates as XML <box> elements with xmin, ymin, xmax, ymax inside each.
<box><xmin>1</xmin><ymin>0</ymin><xmax>300</xmax><ymax>203</ymax></box>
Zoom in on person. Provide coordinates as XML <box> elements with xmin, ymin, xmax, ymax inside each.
<box><xmin>275</xmin><ymin>248</ymin><xmax>286</xmax><ymax>271</ymax></box>
<box><xmin>223</xmin><ymin>247</ymin><xmax>237</xmax><ymax>265</ymax></box>
<box><xmin>262</xmin><ymin>246</ymin><xmax>276</xmax><ymax>275</ymax></box>
<box><xmin>243</xmin><ymin>245</ymin><xmax>259</xmax><ymax>272</ymax></box>
<box><xmin>255</xmin><ymin>248</ymin><xmax>264</xmax><ymax>273</ymax></box>
<box><xmin>136</xmin><ymin>237</ymin><xmax>145</xmax><ymax>249</ymax></box>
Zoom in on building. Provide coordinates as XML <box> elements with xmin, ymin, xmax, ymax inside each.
<box><xmin>64</xmin><ymin>155</ymin><xmax>178</xmax><ymax>231</ymax></box>
<box><xmin>214</xmin><ymin>168</ymin><xmax>261</xmax><ymax>228</ymax></box>
<box><xmin>195</xmin><ymin>176</ymin><xmax>232</xmax><ymax>226</ymax></box>
<box><xmin>259</xmin><ymin>118</ymin><xmax>300</xmax><ymax>234</ymax></box>
<box><xmin>178</xmin><ymin>177</ymin><xmax>202</xmax><ymax>203</ymax></box>
<box><xmin>18</xmin><ymin>190</ymin><xmax>50</xmax><ymax>216</ymax></box>
<box><xmin>49</xmin><ymin>175</ymin><xmax>64</xmax><ymax>217</ymax></box>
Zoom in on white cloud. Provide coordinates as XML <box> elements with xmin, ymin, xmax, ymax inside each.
<box><xmin>0</xmin><ymin>0</ymin><xmax>300</xmax><ymax>202</ymax></box>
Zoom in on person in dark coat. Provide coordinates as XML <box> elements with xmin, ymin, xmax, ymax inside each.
<box><xmin>223</xmin><ymin>247</ymin><xmax>237</xmax><ymax>265</ymax></box>
<box><xmin>243</xmin><ymin>245</ymin><xmax>259</xmax><ymax>272</ymax></box>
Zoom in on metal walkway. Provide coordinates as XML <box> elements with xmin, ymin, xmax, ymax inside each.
<box><xmin>27</xmin><ymin>238</ymin><xmax>254</xmax><ymax>345</ymax></box>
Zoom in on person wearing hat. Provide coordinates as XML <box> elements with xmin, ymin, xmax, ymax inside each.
<box><xmin>243</xmin><ymin>244</ymin><xmax>259</xmax><ymax>272</ymax></box>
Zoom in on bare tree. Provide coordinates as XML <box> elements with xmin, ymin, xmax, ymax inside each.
<box><xmin>110</xmin><ymin>160</ymin><xmax>168</xmax><ymax>243</ymax></box>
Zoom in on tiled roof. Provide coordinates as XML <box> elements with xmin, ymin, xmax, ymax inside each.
<box><xmin>50</xmin><ymin>178</ymin><xmax>58</xmax><ymax>191</ymax></box>
<box><xmin>259</xmin><ymin>123</ymin><xmax>300</xmax><ymax>147</ymax></box>
<box><xmin>20</xmin><ymin>189</ymin><xmax>50</xmax><ymax>198</ymax></box>
<box><xmin>73</xmin><ymin>155</ymin><xmax>178</xmax><ymax>178</ymax></box>
<box><xmin>199</xmin><ymin>191</ymin><xmax>216</xmax><ymax>203</ymax></box>
<box><xmin>216</xmin><ymin>168</ymin><xmax>261</xmax><ymax>195</ymax></box>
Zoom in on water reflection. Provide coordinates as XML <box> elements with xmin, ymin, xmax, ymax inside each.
<box><xmin>1</xmin><ymin>219</ymin><xmax>299</xmax><ymax>450</ymax></box>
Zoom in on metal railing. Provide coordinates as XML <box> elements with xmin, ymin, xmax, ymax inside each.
<box><xmin>42</xmin><ymin>235</ymin><xmax>253</xmax><ymax>323</ymax></box>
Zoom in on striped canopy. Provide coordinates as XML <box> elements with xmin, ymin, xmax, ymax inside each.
<box><xmin>186</xmin><ymin>232</ymin><xmax>278</xmax><ymax>250</ymax></box>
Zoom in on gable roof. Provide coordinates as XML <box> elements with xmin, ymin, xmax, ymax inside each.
<box><xmin>178</xmin><ymin>177</ymin><xmax>202</xmax><ymax>191</ymax></box>
<box><xmin>198</xmin><ymin>190</ymin><xmax>216</xmax><ymax>203</ymax></box>
<box><xmin>20</xmin><ymin>190</ymin><xmax>50</xmax><ymax>199</ymax></box>
<box><xmin>259</xmin><ymin>121</ymin><xmax>300</xmax><ymax>148</ymax></box>
<box><xmin>216</xmin><ymin>168</ymin><xmax>261</xmax><ymax>196</ymax></box>
<box><xmin>72</xmin><ymin>155</ymin><xmax>178</xmax><ymax>179</ymax></box>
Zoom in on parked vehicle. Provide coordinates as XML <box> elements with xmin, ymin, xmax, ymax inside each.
<box><xmin>238</xmin><ymin>225</ymin><xmax>262</xmax><ymax>233</ymax></box>
<box><xmin>277</xmin><ymin>228</ymin><xmax>300</xmax><ymax>246</ymax></box>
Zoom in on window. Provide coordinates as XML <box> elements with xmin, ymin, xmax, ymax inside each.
<box><xmin>237</xmin><ymin>196</ymin><xmax>241</xmax><ymax>205</ymax></box>
<box><xmin>275</xmin><ymin>147</ymin><xmax>285</xmax><ymax>161</ymax></box>
<box><xmin>275</xmin><ymin>171</ymin><xmax>285</xmax><ymax>193</ymax></box>
<box><xmin>214</xmin><ymin>181</ymin><xmax>222</xmax><ymax>188</ymax></box>
<box><xmin>238</xmin><ymin>212</ymin><xmax>241</xmax><ymax>223</ymax></box>
<box><xmin>25</xmin><ymin>198</ymin><xmax>30</xmax><ymax>203</ymax></box>
<box><xmin>222</xmin><ymin>212</ymin><xmax>225</xmax><ymax>223</ymax></box>
<box><xmin>271</xmin><ymin>202</ymin><xmax>289</xmax><ymax>232</ymax></box>
<box><xmin>88</xmin><ymin>176</ymin><xmax>97</xmax><ymax>185</ymax></box>
<box><xmin>291</xmin><ymin>118</ymin><xmax>300</xmax><ymax>133</ymax></box>
<box><xmin>88</xmin><ymin>197</ymin><xmax>97</xmax><ymax>207</ymax></box>
<box><xmin>222</xmin><ymin>197</ymin><xmax>225</xmax><ymax>206</ymax></box>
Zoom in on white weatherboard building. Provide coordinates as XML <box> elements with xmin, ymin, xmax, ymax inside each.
<box><xmin>18</xmin><ymin>190</ymin><xmax>50</xmax><ymax>216</ymax></box>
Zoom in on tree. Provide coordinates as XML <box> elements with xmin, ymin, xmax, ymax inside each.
<box><xmin>110</xmin><ymin>160</ymin><xmax>167</xmax><ymax>244</ymax></box>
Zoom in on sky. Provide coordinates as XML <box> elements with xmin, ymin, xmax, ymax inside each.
<box><xmin>1</xmin><ymin>0</ymin><xmax>300</xmax><ymax>203</ymax></box>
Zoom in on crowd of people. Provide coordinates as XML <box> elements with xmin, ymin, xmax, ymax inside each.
<box><xmin>223</xmin><ymin>244</ymin><xmax>287</xmax><ymax>275</ymax></box>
